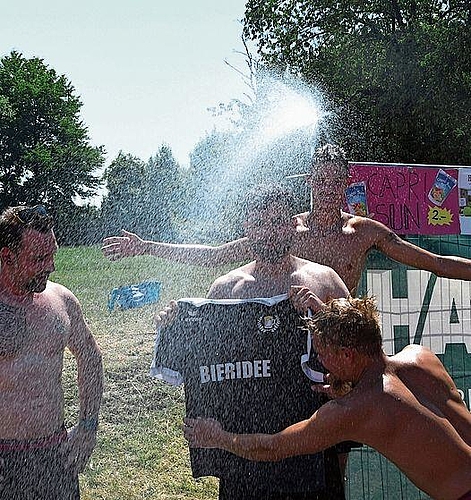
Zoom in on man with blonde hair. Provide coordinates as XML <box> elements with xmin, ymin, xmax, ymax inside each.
<box><xmin>184</xmin><ymin>296</ymin><xmax>471</xmax><ymax>500</ymax></box>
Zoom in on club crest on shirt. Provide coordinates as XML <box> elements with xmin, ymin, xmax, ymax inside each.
<box><xmin>257</xmin><ymin>314</ymin><xmax>280</xmax><ymax>333</ymax></box>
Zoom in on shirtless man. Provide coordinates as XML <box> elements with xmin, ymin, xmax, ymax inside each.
<box><xmin>184</xmin><ymin>296</ymin><xmax>471</xmax><ymax>500</ymax></box>
<box><xmin>206</xmin><ymin>184</ymin><xmax>348</xmax><ymax>302</ymax></box>
<box><xmin>0</xmin><ymin>205</ymin><xmax>104</xmax><ymax>500</ymax></box>
<box><xmin>154</xmin><ymin>184</ymin><xmax>350</xmax><ymax>499</ymax></box>
<box><xmin>102</xmin><ymin>144</ymin><xmax>471</xmax><ymax>295</ymax></box>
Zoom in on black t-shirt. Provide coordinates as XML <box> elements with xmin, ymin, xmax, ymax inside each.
<box><xmin>151</xmin><ymin>294</ymin><xmax>343</xmax><ymax>496</ymax></box>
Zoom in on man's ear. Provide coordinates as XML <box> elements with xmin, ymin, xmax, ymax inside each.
<box><xmin>0</xmin><ymin>247</ymin><xmax>15</xmax><ymax>265</ymax></box>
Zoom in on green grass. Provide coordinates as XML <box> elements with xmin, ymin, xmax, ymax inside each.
<box><xmin>56</xmin><ymin>245</ymin><xmax>231</xmax><ymax>500</ymax></box>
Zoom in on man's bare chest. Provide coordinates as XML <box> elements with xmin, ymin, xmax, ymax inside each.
<box><xmin>292</xmin><ymin>233</ymin><xmax>371</xmax><ymax>289</ymax></box>
<box><xmin>0</xmin><ymin>301</ymin><xmax>69</xmax><ymax>358</ymax></box>
<box><xmin>232</xmin><ymin>278</ymin><xmax>291</xmax><ymax>300</ymax></box>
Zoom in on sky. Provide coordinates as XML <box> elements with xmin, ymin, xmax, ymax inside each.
<box><xmin>1</xmin><ymin>0</ymin><xmax>250</xmax><ymax>168</ymax></box>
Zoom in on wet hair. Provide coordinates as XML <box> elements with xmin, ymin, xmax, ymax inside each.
<box><xmin>307</xmin><ymin>296</ymin><xmax>383</xmax><ymax>356</ymax></box>
<box><xmin>311</xmin><ymin>143</ymin><xmax>348</xmax><ymax>175</ymax></box>
<box><xmin>0</xmin><ymin>206</ymin><xmax>54</xmax><ymax>253</ymax></box>
<box><xmin>244</xmin><ymin>184</ymin><xmax>295</xmax><ymax>217</ymax></box>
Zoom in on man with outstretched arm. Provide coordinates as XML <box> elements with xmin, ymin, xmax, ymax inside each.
<box><xmin>0</xmin><ymin>205</ymin><xmax>104</xmax><ymax>500</ymax></box>
<box><xmin>184</xmin><ymin>296</ymin><xmax>471</xmax><ymax>500</ymax></box>
<box><xmin>102</xmin><ymin>144</ymin><xmax>471</xmax><ymax>295</ymax></box>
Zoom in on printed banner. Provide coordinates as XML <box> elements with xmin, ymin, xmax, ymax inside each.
<box><xmin>348</xmin><ymin>163</ymin><xmax>461</xmax><ymax>235</ymax></box>
<box><xmin>459</xmin><ymin>168</ymin><xmax>471</xmax><ymax>235</ymax></box>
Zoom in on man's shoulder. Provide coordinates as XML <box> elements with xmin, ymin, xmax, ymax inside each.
<box><xmin>43</xmin><ymin>281</ymin><xmax>79</xmax><ymax>309</ymax></box>
<box><xmin>292</xmin><ymin>256</ymin><xmax>337</xmax><ymax>275</ymax></box>
<box><xmin>45</xmin><ymin>280</ymin><xmax>73</xmax><ymax>297</ymax></box>
<box><xmin>316</xmin><ymin>391</ymin><xmax>368</xmax><ymax>433</ymax></box>
<box><xmin>343</xmin><ymin>211</ymin><xmax>390</xmax><ymax>231</ymax></box>
<box><xmin>214</xmin><ymin>263</ymin><xmax>253</xmax><ymax>282</ymax></box>
<box><xmin>393</xmin><ymin>344</ymin><xmax>437</xmax><ymax>365</ymax></box>
<box><xmin>342</xmin><ymin>212</ymin><xmax>395</xmax><ymax>244</ymax></box>
<box><xmin>290</xmin><ymin>256</ymin><xmax>350</xmax><ymax>298</ymax></box>
<box><xmin>207</xmin><ymin>263</ymin><xmax>254</xmax><ymax>299</ymax></box>
<box><xmin>292</xmin><ymin>256</ymin><xmax>338</xmax><ymax>278</ymax></box>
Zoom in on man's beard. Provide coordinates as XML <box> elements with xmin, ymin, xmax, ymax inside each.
<box><xmin>25</xmin><ymin>274</ymin><xmax>49</xmax><ymax>293</ymax></box>
<box><xmin>249</xmin><ymin>240</ymin><xmax>292</xmax><ymax>264</ymax></box>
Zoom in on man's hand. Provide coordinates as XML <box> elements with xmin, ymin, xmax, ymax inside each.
<box><xmin>183</xmin><ymin>417</ymin><xmax>224</xmax><ymax>448</ymax></box>
<box><xmin>102</xmin><ymin>229</ymin><xmax>145</xmax><ymax>261</ymax></box>
<box><xmin>292</xmin><ymin>212</ymin><xmax>310</xmax><ymax>233</ymax></box>
<box><xmin>154</xmin><ymin>300</ymin><xmax>178</xmax><ymax>331</ymax></box>
<box><xmin>289</xmin><ymin>285</ymin><xmax>325</xmax><ymax>315</ymax></box>
<box><xmin>65</xmin><ymin>424</ymin><xmax>98</xmax><ymax>474</ymax></box>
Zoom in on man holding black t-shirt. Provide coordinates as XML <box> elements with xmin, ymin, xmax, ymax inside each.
<box><xmin>152</xmin><ymin>185</ymin><xmax>349</xmax><ymax>499</ymax></box>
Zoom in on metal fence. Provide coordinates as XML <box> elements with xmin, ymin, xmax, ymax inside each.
<box><xmin>346</xmin><ymin>235</ymin><xmax>471</xmax><ymax>499</ymax></box>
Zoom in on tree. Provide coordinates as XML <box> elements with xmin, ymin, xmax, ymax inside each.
<box><xmin>186</xmin><ymin>129</ymin><xmax>244</xmax><ymax>243</ymax></box>
<box><xmin>101</xmin><ymin>146</ymin><xmax>182</xmax><ymax>241</ymax></box>
<box><xmin>101</xmin><ymin>152</ymin><xmax>147</xmax><ymax>237</ymax></box>
<box><xmin>0</xmin><ymin>51</ymin><xmax>105</xmax><ymax>212</ymax></box>
<box><xmin>243</xmin><ymin>1</ymin><xmax>471</xmax><ymax>164</ymax></box>
<box><xmin>140</xmin><ymin>145</ymin><xmax>181</xmax><ymax>242</ymax></box>
<box><xmin>58</xmin><ymin>204</ymin><xmax>104</xmax><ymax>246</ymax></box>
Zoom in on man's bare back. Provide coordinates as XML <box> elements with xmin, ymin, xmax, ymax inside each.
<box><xmin>335</xmin><ymin>345</ymin><xmax>471</xmax><ymax>499</ymax></box>
<box><xmin>185</xmin><ymin>297</ymin><xmax>471</xmax><ymax>500</ymax></box>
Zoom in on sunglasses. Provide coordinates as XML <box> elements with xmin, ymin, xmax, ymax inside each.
<box><xmin>14</xmin><ymin>205</ymin><xmax>49</xmax><ymax>225</ymax></box>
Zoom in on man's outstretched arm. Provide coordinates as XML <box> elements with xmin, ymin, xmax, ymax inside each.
<box><xmin>183</xmin><ymin>402</ymin><xmax>349</xmax><ymax>462</ymax></box>
<box><xmin>102</xmin><ymin>229</ymin><xmax>251</xmax><ymax>266</ymax></box>
<box><xmin>372</xmin><ymin>220</ymin><xmax>471</xmax><ymax>280</ymax></box>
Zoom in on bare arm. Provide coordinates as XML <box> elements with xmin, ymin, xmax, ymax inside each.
<box><xmin>184</xmin><ymin>401</ymin><xmax>350</xmax><ymax>462</ymax></box>
<box><xmin>65</xmin><ymin>291</ymin><xmax>104</xmax><ymax>473</ymax></box>
<box><xmin>373</xmin><ymin>222</ymin><xmax>471</xmax><ymax>280</ymax></box>
<box><xmin>102</xmin><ymin>229</ymin><xmax>252</xmax><ymax>267</ymax></box>
<box><xmin>67</xmin><ymin>294</ymin><xmax>103</xmax><ymax>423</ymax></box>
<box><xmin>324</xmin><ymin>267</ymin><xmax>350</xmax><ymax>300</ymax></box>
<box><xmin>289</xmin><ymin>262</ymin><xmax>349</xmax><ymax>314</ymax></box>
